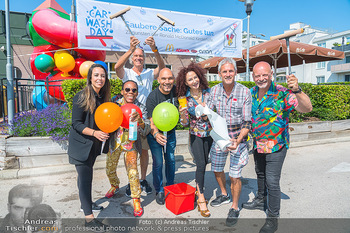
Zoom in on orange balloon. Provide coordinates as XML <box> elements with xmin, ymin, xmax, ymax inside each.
<box><xmin>95</xmin><ymin>102</ymin><xmax>123</xmax><ymax>133</ymax></box>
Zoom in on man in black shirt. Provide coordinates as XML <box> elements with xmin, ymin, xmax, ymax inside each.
<box><xmin>146</xmin><ymin>68</ymin><xmax>178</xmax><ymax>205</ymax></box>
<box><xmin>2</xmin><ymin>185</ymin><xmax>42</xmax><ymax>233</ymax></box>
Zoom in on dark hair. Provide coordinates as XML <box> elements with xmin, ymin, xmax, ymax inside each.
<box><xmin>122</xmin><ymin>80</ymin><xmax>138</xmax><ymax>92</ymax></box>
<box><xmin>78</xmin><ymin>63</ymin><xmax>111</xmax><ymax>113</ymax></box>
<box><xmin>176</xmin><ymin>62</ymin><xmax>209</xmax><ymax>96</ymax></box>
<box><xmin>8</xmin><ymin>184</ymin><xmax>43</xmax><ymax>206</ymax></box>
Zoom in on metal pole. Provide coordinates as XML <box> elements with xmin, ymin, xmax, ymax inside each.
<box><xmin>244</xmin><ymin>0</ymin><xmax>253</xmax><ymax>81</ymax></box>
<box><xmin>246</xmin><ymin>14</ymin><xmax>250</xmax><ymax>81</ymax></box>
<box><xmin>46</xmin><ymin>76</ymin><xmax>50</xmax><ymax>105</ymax></box>
<box><xmin>5</xmin><ymin>0</ymin><xmax>14</xmax><ymax>133</ymax></box>
<box><xmin>286</xmin><ymin>37</ymin><xmax>292</xmax><ymax>75</ymax></box>
<box><xmin>70</xmin><ymin>0</ymin><xmax>76</xmax><ymax>21</ymax></box>
<box><xmin>15</xmin><ymin>78</ymin><xmax>19</xmax><ymax>113</ymax></box>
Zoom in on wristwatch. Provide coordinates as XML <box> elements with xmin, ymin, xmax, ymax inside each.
<box><xmin>292</xmin><ymin>86</ymin><xmax>302</xmax><ymax>94</ymax></box>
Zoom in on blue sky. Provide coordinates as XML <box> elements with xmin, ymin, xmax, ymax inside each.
<box><xmin>2</xmin><ymin>0</ymin><xmax>350</xmax><ymax>38</ymax></box>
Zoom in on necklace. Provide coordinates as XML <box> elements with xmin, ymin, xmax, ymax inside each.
<box><xmin>190</xmin><ymin>90</ymin><xmax>202</xmax><ymax>100</ymax></box>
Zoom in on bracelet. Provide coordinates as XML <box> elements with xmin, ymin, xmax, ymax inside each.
<box><xmin>292</xmin><ymin>86</ymin><xmax>302</xmax><ymax>94</ymax></box>
<box><xmin>92</xmin><ymin>130</ymin><xmax>95</xmax><ymax>136</ymax></box>
<box><xmin>152</xmin><ymin>47</ymin><xmax>158</xmax><ymax>53</ymax></box>
<box><xmin>153</xmin><ymin>132</ymin><xmax>159</xmax><ymax>137</ymax></box>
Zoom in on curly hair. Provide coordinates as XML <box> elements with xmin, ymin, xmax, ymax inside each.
<box><xmin>176</xmin><ymin>62</ymin><xmax>209</xmax><ymax>97</ymax></box>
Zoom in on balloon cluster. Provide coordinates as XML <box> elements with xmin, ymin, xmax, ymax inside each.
<box><xmin>95</xmin><ymin>102</ymin><xmax>179</xmax><ymax>136</ymax></box>
<box><xmin>28</xmin><ymin>8</ymin><xmax>108</xmax><ymax>103</ymax></box>
<box><xmin>34</xmin><ymin>50</ymin><xmax>107</xmax><ymax>79</ymax></box>
<box><xmin>95</xmin><ymin>103</ymin><xmax>142</xmax><ymax>133</ymax></box>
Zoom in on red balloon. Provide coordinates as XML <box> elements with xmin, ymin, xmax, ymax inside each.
<box><xmin>72</xmin><ymin>58</ymin><xmax>87</xmax><ymax>74</ymax></box>
<box><xmin>95</xmin><ymin>102</ymin><xmax>123</xmax><ymax>133</ymax></box>
<box><xmin>120</xmin><ymin>103</ymin><xmax>142</xmax><ymax>129</ymax></box>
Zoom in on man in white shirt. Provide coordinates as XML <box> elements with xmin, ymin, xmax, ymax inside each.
<box><xmin>115</xmin><ymin>35</ymin><xmax>165</xmax><ymax>196</ymax></box>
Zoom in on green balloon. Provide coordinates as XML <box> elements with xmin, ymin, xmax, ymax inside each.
<box><xmin>152</xmin><ymin>102</ymin><xmax>179</xmax><ymax>132</ymax></box>
<box><xmin>35</xmin><ymin>54</ymin><xmax>55</xmax><ymax>73</ymax></box>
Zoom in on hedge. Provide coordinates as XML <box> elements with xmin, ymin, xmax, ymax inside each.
<box><xmin>61</xmin><ymin>78</ymin><xmax>123</xmax><ymax>109</ymax></box>
<box><xmin>62</xmin><ymin>79</ymin><xmax>350</xmax><ymax>123</ymax></box>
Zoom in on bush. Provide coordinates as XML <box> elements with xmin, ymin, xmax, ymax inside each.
<box><xmin>307</xmin><ymin>84</ymin><xmax>350</xmax><ymax>120</ymax></box>
<box><xmin>62</xmin><ymin>78</ymin><xmax>123</xmax><ymax>109</ymax></box>
<box><xmin>62</xmin><ymin>79</ymin><xmax>350</xmax><ymax>126</ymax></box>
<box><xmin>5</xmin><ymin>79</ymin><xmax>349</xmax><ymax>141</ymax></box>
<box><xmin>8</xmin><ymin>104</ymin><xmax>71</xmax><ymax>141</ymax></box>
<box><xmin>318</xmin><ymin>82</ymin><xmax>350</xmax><ymax>85</ymax></box>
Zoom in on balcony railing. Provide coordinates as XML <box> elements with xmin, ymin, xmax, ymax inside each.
<box><xmin>332</xmin><ymin>44</ymin><xmax>350</xmax><ymax>52</ymax></box>
<box><xmin>331</xmin><ymin>63</ymin><xmax>350</xmax><ymax>73</ymax></box>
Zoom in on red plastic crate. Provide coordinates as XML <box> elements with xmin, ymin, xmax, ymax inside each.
<box><xmin>164</xmin><ymin>183</ymin><xmax>196</xmax><ymax>215</ymax></box>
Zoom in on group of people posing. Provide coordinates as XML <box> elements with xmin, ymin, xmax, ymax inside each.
<box><xmin>67</xmin><ymin>36</ymin><xmax>312</xmax><ymax>233</ymax></box>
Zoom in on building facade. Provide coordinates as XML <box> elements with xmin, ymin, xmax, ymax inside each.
<box><xmin>280</xmin><ymin>22</ymin><xmax>350</xmax><ymax>84</ymax></box>
<box><xmin>0</xmin><ymin>11</ymin><xmax>195</xmax><ymax>82</ymax></box>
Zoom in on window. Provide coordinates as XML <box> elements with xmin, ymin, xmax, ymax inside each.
<box><xmin>317</xmin><ymin>42</ymin><xmax>326</xmax><ymax>48</ymax></box>
<box><xmin>346</xmin><ymin>56</ymin><xmax>350</xmax><ymax>63</ymax></box>
<box><xmin>275</xmin><ymin>75</ymin><xmax>286</xmax><ymax>83</ymax></box>
<box><xmin>345</xmin><ymin>75</ymin><xmax>350</xmax><ymax>82</ymax></box>
<box><xmin>316</xmin><ymin>76</ymin><xmax>325</xmax><ymax>84</ymax></box>
<box><xmin>108</xmin><ymin>62</ymin><xmax>117</xmax><ymax>79</ymax></box>
<box><xmin>317</xmin><ymin>62</ymin><xmax>325</xmax><ymax>69</ymax></box>
<box><xmin>252</xmin><ymin>41</ymin><xmax>256</xmax><ymax>46</ymax></box>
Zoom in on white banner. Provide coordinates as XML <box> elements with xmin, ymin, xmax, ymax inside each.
<box><xmin>76</xmin><ymin>0</ymin><xmax>242</xmax><ymax>58</ymax></box>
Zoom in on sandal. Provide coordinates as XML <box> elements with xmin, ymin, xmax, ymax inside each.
<box><xmin>197</xmin><ymin>200</ymin><xmax>211</xmax><ymax>217</ymax></box>
<box><xmin>195</xmin><ymin>191</ymin><xmax>210</xmax><ymax>217</ymax></box>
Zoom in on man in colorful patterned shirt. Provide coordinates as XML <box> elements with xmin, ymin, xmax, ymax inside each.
<box><xmin>243</xmin><ymin>61</ymin><xmax>312</xmax><ymax>233</ymax></box>
<box><xmin>207</xmin><ymin>58</ymin><xmax>252</xmax><ymax>227</ymax></box>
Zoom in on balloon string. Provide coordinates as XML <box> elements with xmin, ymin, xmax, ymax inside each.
<box><xmin>101</xmin><ymin>140</ymin><xmax>106</xmax><ymax>155</ymax></box>
<box><xmin>163</xmin><ymin>131</ymin><xmax>167</xmax><ymax>154</ymax></box>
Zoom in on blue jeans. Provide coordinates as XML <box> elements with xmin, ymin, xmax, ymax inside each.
<box><xmin>147</xmin><ymin>131</ymin><xmax>176</xmax><ymax>193</ymax></box>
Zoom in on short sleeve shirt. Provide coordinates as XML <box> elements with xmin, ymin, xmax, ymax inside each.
<box><xmin>146</xmin><ymin>86</ymin><xmax>179</xmax><ymax>134</ymax></box>
<box><xmin>206</xmin><ymin>82</ymin><xmax>252</xmax><ymax>128</ymax></box>
<box><xmin>122</xmin><ymin>68</ymin><xmax>154</xmax><ymax>106</ymax></box>
<box><xmin>251</xmin><ymin>82</ymin><xmax>299</xmax><ymax>154</ymax></box>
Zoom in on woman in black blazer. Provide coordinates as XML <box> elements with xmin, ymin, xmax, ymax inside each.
<box><xmin>68</xmin><ymin>63</ymin><xmax>110</xmax><ymax>229</ymax></box>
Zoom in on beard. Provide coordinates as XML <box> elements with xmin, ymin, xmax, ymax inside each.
<box><xmin>256</xmin><ymin>81</ymin><xmax>268</xmax><ymax>89</ymax></box>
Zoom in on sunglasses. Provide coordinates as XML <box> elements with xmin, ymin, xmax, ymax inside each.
<box><xmin>124</xmin><ymin>88</ymin><xmax>137</xmax><ymax>93</ymax></box>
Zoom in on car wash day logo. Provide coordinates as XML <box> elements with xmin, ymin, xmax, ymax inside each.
<box><xmin>85</xmin><ymin>6</ymin><xmax>114</xmax><ymax>46</ymax></box>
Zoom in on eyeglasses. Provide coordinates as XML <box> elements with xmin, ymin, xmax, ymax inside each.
<box><xmin>124</xmin><ymin>88</ymin><xmax>137</xmax><ymax>93</ymax></box>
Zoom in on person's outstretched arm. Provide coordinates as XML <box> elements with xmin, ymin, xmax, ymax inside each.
<box><xmin>144</xmin><ymin>36</ymin><xmax>165</xmax><ymax>79</ymax></box>
<box><xmin>114</xmin><ymin>36</ymin><xmax>140</xmax><ymax>79</ymax></box>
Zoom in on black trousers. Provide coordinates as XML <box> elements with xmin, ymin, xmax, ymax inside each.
<box><xmin>254</xmin><ymin>146</ymin><xmax>287</xmax><ymax>216</ymax></box>
<box><xmin>190</xmin><ymin>134</ymin><xmax>213</xmax><ymax>193</ymax></box>
<box><xmin>75</xmin><ymin>150</ymin><xmax>98</xmax><ymax>216</ymax></box>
